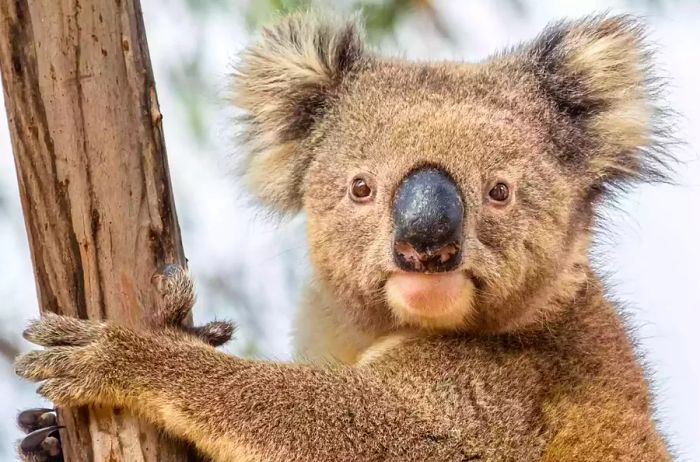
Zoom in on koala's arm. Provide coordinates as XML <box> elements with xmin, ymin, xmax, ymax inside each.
<box><xmin>14</xmin><ymin>314</ymin><xmax>468</xmax><ymax>462</ymax></box>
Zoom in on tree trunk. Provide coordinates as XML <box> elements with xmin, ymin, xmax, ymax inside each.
<box><xmin>0</xmin><ymin>0</ymin><xmax>193</xmax><ymax>460</ymax></box>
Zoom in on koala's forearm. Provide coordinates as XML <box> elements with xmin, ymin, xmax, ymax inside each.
<box><xmin>135</xmin><ymin>345</ymin><xmax>466</xmax><ymax>462</ymax></box>
<box><xmin>16</xmin><ymin>312</ymin><xmax>670</xmax><ymax>461</ymax></box>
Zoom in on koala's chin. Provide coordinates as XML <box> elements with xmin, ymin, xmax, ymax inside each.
<box><xmin>385</xmin><ymin>272</ymin><xmax>475</xmax><ymax>330</ymax></box>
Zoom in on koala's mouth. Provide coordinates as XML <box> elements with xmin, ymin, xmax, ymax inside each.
<box><xmin>385</xmin><ymin>271</ymin><xmax>476</xmax><ymax>329</ymax></box>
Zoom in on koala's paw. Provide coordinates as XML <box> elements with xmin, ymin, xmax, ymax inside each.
<box><xmin>16</xmin><ymin>408</ymin><xmax>62</xmax><ymax>462</ymax></box>
<box><xmin>14</xmin><ymin>264</ymin><xmax>235</xmax><ymax>458</ymax></box>
<box><xmin>14</xmin><ymin>314</ymin><xmax>117</xmax><ymax>407</ymax></box>
<box><xmin>152</xmin><ymin>263</ymin><xmax>235</xmax><ymax>346</ymax></box>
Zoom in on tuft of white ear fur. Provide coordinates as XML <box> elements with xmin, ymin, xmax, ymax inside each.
<box><xmin>529</xmin><ymin>15</ymin><xmax>673</xmax><ymax>186</ymax></box>
<box><xmin>567</xmin><ymin>20</ymin><xmax>649</xmax><ymax>140</ymax></box>
<box><xmin>231</xmin><ymin>13</ymin><xmax>365</xmax><ymax>212</ymax></box>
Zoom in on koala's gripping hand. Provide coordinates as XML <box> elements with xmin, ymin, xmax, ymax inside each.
<box><xmin>15</xmin><ymin>307</ymin><xmax>471</xmax><ymax>461</ymax></box>
<box><xmin>16</xmin><ymin>313</ymin><xmax>184</xmax><ymax>407</ymax></box>
<box><xmin>15</xmin><ymin>265</ymin><xmax>234</xmax><ymax>461</ymax></box>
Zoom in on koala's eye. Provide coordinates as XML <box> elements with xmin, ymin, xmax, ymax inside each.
<box><xmin>488</xmin><ymin>183</ymin><xmax>510</xmax><ymax>203</ymax></box>
<box><xmin>349</xmin><ymin>175</ymin><xmax>374</xmax><ymax>203</ymax></box>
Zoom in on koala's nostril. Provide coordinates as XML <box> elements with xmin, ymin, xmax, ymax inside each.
<box><xmin>394</xmin><ymin>240</ymin><xmax>461</xmax><ymax>273</ymax></box>
<box><xmin>394</xmin><ymin>241</ymin><xmax>422</xmax><ymax>270</ymax></box>
<box><xmin>392</xmin><ymin>167</ymin><xmax>464</xmax><ymax>273</ymax></box>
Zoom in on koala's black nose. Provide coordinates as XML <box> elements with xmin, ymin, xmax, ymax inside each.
<box><xmin>392</xmin><ymin>167</ymin><xmax>464</xmax><ymax>273</ymax></box>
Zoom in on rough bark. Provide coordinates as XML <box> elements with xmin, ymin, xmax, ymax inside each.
<box><xmin>0</xmin><ymin>0</ymin><xmax>192</xmax><ymax>460</ymax></box>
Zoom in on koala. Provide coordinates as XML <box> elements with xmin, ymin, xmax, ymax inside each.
<box><xmin>15</xmin><ymin>13</ymin><xmax>674</xmax><ymax>462</ymax></box>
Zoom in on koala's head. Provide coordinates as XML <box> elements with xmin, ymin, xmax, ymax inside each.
<box><xmin>232</xmin><ymin>14</ymin><xmax>670</xmax><ymax>334</ymax></box>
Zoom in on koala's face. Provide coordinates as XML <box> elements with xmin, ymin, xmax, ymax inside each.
<box><xmin>233</xmin><ymin>15</ymin><xmax>668</xmax><ymax>333</ymax></box>
<box><xmin>302</xmin><ymin>66</ymin><xmax>588</xmax><ymax>332</ymax></box>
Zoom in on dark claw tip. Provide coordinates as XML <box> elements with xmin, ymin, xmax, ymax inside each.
<box><xmin>20</xmin><ymin>426</ymin><xmax>60</xmax><ymax>452</ymax></box>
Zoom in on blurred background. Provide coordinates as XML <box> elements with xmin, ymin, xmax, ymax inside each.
<box><xmin>1</xmin><ymin>0</ymin><xmax>698</xmax><ymax>459</ymax></box>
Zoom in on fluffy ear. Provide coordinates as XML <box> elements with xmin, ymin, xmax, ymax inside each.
<box><xmin>231</xmin><ymin>14</ymin><xmax>365</xmax><ymax>212</ymax></box>
<box><xmin>525</xmin><ymin>15</ymin><xmax>672</xmax><ymax>186</ymax></box>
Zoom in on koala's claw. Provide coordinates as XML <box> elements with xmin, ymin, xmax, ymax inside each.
<box><xmin>17</xmin><ymin>408</ymin><xmax>56</xmax><ymax>433</ymax></box>
<box><xmin>20</xmin><ymin>426</ymin><xmax>62</xmax><ymax>453</ymax></box>
<box><xmin>17</xmin><ymin>410</ymin><xmax>63</xmax><ymax>462</ymax></box>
